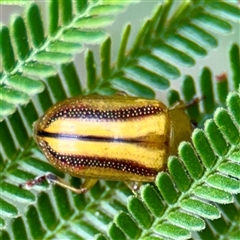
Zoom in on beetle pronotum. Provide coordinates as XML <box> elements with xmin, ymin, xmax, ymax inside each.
<box><xmin>20</xmin><ymin>94</ymin><xmax>193</xmax><ymax>193</ymax></box>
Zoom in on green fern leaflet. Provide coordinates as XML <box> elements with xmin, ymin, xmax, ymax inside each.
<box><xmin>0</xmin><ymin>0</ymin><xmax>239</xmax><ymax>239</ymax></box>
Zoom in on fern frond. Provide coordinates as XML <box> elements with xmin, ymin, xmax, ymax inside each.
<box><xmin>1</xmin><ymin>71</ymin><xmax>239</xmax><ymax>239</ymax></box>
<box><xmin>81</xmin><ymin>0</ymin><xmax>239</xmax><ymax>98</ymax></box>
<box><xmin>0</xmin><ymin>0</ymin><xmax>239</xmax><ymax>239</ymax></box>
<box><xmin>0</xmin><ymin>0</ymin><xmax>137</xmax><ymax>119</ymax></box>
<box><xmin>110</xmin><ymin>89</ymin><xmax>240</xmax><ymax>240</ymax></box>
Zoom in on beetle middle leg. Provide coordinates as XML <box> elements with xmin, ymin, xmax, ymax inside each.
<box><xmin>125</xmin><ymin>181</ymin><xmax>142</xmax><ymax>195</ymax></box>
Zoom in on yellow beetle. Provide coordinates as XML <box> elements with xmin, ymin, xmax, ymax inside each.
<box><xmin>20</xmin><ymin>94</ymin><xmax>192</xmax><ymax>193</ymax></box>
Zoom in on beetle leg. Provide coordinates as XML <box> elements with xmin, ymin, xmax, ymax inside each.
<box><xmin>190</xmin><ymin>119</ymin><xmax>198</xmax><ymax>128</ymax></box>
<box><xmin>114</xmin><ymin>91</ymin><xmax>128</xmax><ymax>96</ymax></box>
<box><xmin>81</xmin><ymin>178</ymin><xmax>98</xmax><ymax>192</ymax></box>
<box><xmin>19</xmin><ymin>173</ymin><xmax>97</xmax><ymax>194</ymax></box>
<box><xmin>125</xmin><ymin>181</ymin><xmax>142</xmax><ymax>194</ymax></box>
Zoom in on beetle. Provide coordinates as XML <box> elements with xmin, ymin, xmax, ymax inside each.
<box><xmin>20</xmin><ymin>94</ymin><xmax>193</xmax><ymax>193</ymax></box>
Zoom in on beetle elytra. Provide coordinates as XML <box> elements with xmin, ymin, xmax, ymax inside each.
<box><xmin>20</xmin><ymin>94</ymin><xmax>193</xmax><ymax>193</ymax></box>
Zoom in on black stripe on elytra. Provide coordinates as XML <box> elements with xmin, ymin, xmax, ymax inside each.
<box><xmin>47</xmin><ymin>105</ymin><xmax>163</xmax><ymax>126</ymax></box>
<box><xmin>43</xmin><ymin>141</ymin><xmax>158</xmax><ymax>177</ymax></box>
<box><xmin>37</xmin><ymin>130</ymin><xmax>140</xmax><ymax>143</ymax></box>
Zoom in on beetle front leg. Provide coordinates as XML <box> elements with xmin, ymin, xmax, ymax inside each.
<box><xmin>19</xmin><ymin>173</ymin><xmax>98</xmax><ymax>194</ymax></box>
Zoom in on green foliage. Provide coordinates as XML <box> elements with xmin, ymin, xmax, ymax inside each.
<box><xmin>0</xmin><ymin>0</ymin><xmax>240</xmax><ymax>239</ymax></box>
<box><xmin>0</xmin><ymin>0</ymin><xmax>136</xmax><ymax>120</ymax></box>
<box><xmin>0</xmin><ymin>0</ymin><xmax>32</xmax><ymax>5</ymax></box>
